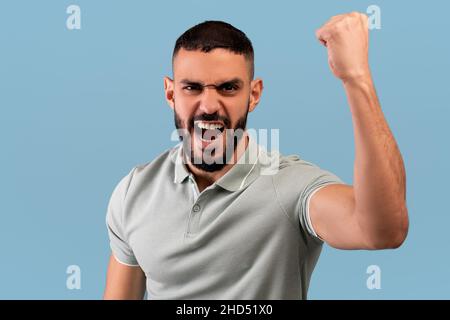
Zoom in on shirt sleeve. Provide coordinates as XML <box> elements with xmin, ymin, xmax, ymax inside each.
<box><xmin>299</xmin><ymin>167</ymin><xmax>346</xmax><ymax>244</ymax></box>
<box><xmin>105</xmin><ymin>167</ymin><xmax>139</xmax><ymax>266</ymax></box>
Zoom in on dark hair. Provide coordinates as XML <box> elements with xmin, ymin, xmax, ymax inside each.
<box><xmin>172</xmin><ymin>20</ymin><xmax>254</xmax><ymax>79</ymax></box>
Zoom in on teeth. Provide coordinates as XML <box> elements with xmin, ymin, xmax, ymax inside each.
<box><xmin>196</xmin><ymin>122</ymin><xmax>224</xmax><ymax>130</ymax></box>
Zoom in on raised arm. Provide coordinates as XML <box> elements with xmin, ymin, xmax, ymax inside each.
<box><xmin>309</xmin><ymin>12</ymin><xmax>409</xmax><ymax>250</ymax></box>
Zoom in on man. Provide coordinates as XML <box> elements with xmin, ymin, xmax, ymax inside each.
<box><xmin>103</xmin><ymin>13</ymin><xmax>409</xmax><ymax>300</ymax></box>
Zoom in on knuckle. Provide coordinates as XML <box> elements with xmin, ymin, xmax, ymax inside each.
<box><xmin>335</xmin><ymin>20</ymin><xmax>347</xmax><ymax>29</ymax></box>
<box><xmin>315</xmin><ymin>28</ymin><xmax>323</xmax><ymax>37</ymax></box>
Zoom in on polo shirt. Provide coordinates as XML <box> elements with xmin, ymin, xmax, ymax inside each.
<box><xmin>106</xmin><ymin>135</ymin><xmax>345</xmax><ymax>299</ymax></box>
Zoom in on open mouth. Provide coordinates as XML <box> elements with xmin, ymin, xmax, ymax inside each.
<box><xmin>194</xmin><ymin>121</ymin><xmax>225</xmax><ymax>142</ymax></box>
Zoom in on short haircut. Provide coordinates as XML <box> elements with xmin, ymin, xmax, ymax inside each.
<box><xmin>172</xmin><ymin>20</ymin><xmax>254</xmax><ymax>79</ymax></box>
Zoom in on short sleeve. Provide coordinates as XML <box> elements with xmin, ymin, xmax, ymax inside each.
<box><xmin>299</xmin><ymin>168</ymin><xmax>345</xmax><ymax>244</ymax></box>
<box><xmin>106</xmin><ymin>168</ymin><xmax>139</xmax><ymax>266</ymax></box>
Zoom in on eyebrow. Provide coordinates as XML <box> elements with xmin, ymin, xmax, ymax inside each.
<box><xmin>179</xmin><ymin>77</ymin><xmax>244</xmax><ymax>87</ymax></box>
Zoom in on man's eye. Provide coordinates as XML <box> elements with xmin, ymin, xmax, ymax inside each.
<box><xmin>219</xmin><ymin>84</ymin><xmax>238</xmax><ymax>92</ymax></box>
<box><xmin>184</xmin><ymin>85</ymin><xmax>201</xmax><ymax>91</ymax></box>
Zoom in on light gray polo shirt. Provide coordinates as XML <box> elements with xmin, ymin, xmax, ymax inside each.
<box><xmin>106</xmin><ymin>136</ymin><xmax>345</xmax><ymax>299</ymax></box>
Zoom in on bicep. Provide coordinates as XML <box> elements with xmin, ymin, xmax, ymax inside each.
<box><xmin>308</xmin><ymin>184</ymin><xmax>371</xmax><ymax>249</ymax></box>
<box><xmin>104</xmin><ymin>254</ymin><xmax>146</xmax><ymax>300</ymax></box>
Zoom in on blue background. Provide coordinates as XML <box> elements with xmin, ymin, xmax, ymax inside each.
<box><xmin>1</xmin><ymin>0</ymin><xmax>448</xmax><ymax>299</ymax></box>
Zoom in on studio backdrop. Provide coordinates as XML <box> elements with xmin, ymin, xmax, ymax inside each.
<box><xmin>1</xmin><ymin>0</ymin><xmax>449</xmax><ymax>299</ymax></box>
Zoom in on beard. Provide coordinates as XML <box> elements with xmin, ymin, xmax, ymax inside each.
<box><xmin>174</xmin><ymin>102</ymin><xmax>249</xmax><ymax>172</ymax></box>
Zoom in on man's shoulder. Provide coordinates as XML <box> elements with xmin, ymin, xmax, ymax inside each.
<box><xmin>260</xmin><ymin>148</ymin><xmax>342</xmax><ymax>192</ymax></box>
<box><xmin>258</xmin><ymin>147</ymin><xmax>322</xmax><ymax>178</ymax></box>
<box><xmin>261</xmin><ymin>149</ymin><xmax>344</xmax><ymax>223</ymax></box>
<box><xmin>118</xmin><ymin>143</ymin><xmax>180</xmax><ymax>192</ymax></box>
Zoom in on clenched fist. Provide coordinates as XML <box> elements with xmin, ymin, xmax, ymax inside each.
<box><xmin>316</xmin><ymin>12</ymin><xmax>370</xmax><ymax>82</ymax></box>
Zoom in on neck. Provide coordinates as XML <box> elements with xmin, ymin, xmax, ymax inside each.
<box><xmin>186</xmin><ymin>133</ymin><xmax>249</xmax><ymax>192</ymax></box>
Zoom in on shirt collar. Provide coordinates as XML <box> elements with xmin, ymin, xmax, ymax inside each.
<box><xmin>172</xmin><ymin>142</ymin><xmax>190</xmax><ymax>184</ymax></box>
<box><xmin>172</xmin><ymin>135</ymin><xmax>261</xmax><ymax>192</ymax></box>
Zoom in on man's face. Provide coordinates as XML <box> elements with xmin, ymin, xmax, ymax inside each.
<box><xmin>165</xmin><ymin>48</ymin><xmax>262</xmax><ymax>172</ymax></box>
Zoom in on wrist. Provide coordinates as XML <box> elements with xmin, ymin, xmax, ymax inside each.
<box><xmin>342</xmin><ymin>73</ymin><xmax>373</xmax><ymax>88</ymax></box>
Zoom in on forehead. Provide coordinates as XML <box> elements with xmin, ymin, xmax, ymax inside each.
<box><xmin>173</xmin><ymin>48</ymin><xmax>250</xmax><ymax>82</ymax></box>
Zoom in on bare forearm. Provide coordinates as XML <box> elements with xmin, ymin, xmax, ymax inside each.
<box><xmin>343</xmin><ymin>75</ymin><xmax>409</xmax><ymax>247</ymax></box>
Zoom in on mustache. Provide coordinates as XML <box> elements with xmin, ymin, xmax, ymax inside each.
<box><xmin>191</xmin><ymin>113</ymin><xmax>231</xmax><ymax>128</ymax></box>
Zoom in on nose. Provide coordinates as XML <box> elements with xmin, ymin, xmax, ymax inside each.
<box><xmin>198</xmin><ymin>86</ymin><xmax>221</xmax><ymax>115</ymax></box>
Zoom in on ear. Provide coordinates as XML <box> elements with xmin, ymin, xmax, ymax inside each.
<box><xmin>248</xmin><ymin>78</ymin><xmax>263</xmax><ymax>112</ymax></box>
<box><xmin>164</xmin><ymin>76</ymin><xmax>175</xmax><ymax>110</ymax></box>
